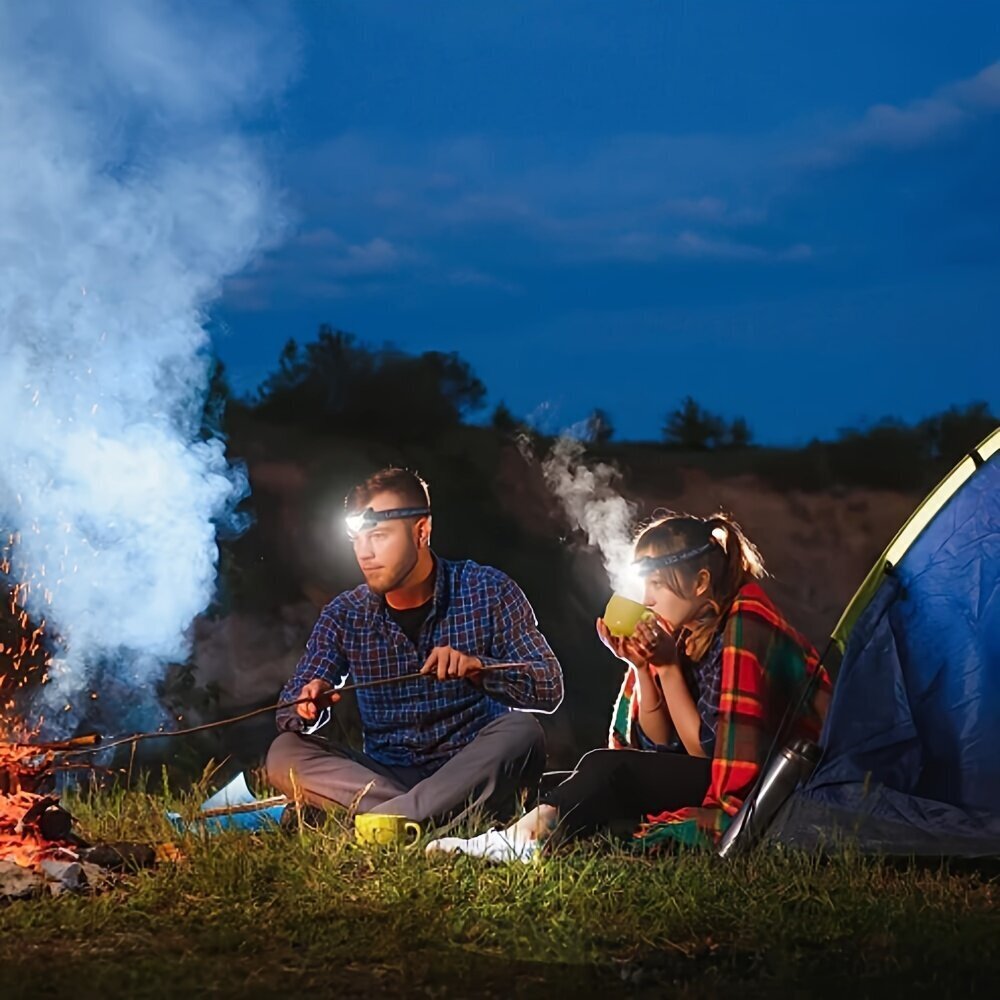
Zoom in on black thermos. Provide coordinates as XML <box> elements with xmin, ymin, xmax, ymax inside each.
<box><xmin>717</xmin><ymin>738</ymin><xmax>821</xmax><ymax>858</ymax></box>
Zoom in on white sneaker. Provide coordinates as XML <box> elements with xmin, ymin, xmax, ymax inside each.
<box><xmin>425</xmin><ymin>828</ymin><xmax>538</xmax><ymax>863</ymax></box>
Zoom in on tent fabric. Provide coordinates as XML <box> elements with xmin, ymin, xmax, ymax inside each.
<box><xmin>768</xmin><ymin>788</ymin><xmax>1000</xmax><ymax>857</ymax></box>
<box><xmin>831</xmin><ymin>428</ymin><xmax>1000</xmax><ymax>650</ymax></box>
<box><xmin>773</xmin><ymin>438</ymin><xmax>1000</xmax><ymax>855</ymax></box>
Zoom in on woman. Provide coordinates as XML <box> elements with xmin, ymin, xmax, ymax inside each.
<box><xmin>426</xmin><ymin>511</ymin><xmax>831</xmax><ymax>862</ymax></box>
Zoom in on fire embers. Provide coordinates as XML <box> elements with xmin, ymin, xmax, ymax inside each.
<box><xmin>0</xmin><ymin>745</ymin><xmax>158</xmax><ymax>900</ymax></box>
<box><xmin>1</xmin><ymin>535</ymin><xmax>54</xmax><ymax>712</ymax></box>
<box><xmin>0</xmin><ymin>743</ymin><xmax>77</xmax><ymax>870</ymax></box>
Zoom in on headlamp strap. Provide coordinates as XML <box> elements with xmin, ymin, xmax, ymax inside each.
<box><xmin>635</xmin><ymin>541</ymin><xmax>715</xmax><ymax>576</ymax></box>
<box><xmin>347</xmin><ymin>506</ymin><xmax>431</xmax><ymax>534</ymax></box>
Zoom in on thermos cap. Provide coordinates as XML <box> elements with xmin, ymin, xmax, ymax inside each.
<box><xmin>786</xmin><ymin>737</ymin><xmax>822</xmax><ymax>764</ymax></box>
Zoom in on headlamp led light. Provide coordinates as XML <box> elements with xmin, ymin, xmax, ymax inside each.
<box><xmin>344</xmin><ymin>506</ymin><xmax>431</xmax><ymax>538</ymax></box>
<box><xmin>633</xmin><ymin>541</ymin><xmax>715</xmax><ymax>577</ymax></box>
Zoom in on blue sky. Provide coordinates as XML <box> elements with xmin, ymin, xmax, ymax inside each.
<box><xmin>213</xmin><ymin>1</ymin><xmax>1000</xmax><ymax>443</ymax></box>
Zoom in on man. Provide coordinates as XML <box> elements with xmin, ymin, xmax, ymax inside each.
<box><xmin>266</xmin><ymin>467</ymin><xmax>563</xmax><ymax>827</ymax></box>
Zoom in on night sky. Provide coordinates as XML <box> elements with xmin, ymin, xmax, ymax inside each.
<box><xmin>212</xmin><ymin>1</ymin><xmax>1000</xmax><ymax>444</ymax></box>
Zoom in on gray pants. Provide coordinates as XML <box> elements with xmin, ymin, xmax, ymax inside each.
<box><xmin>266</xmin><ymin>711</ymin><xmax>545</xmax><ymax>826</ymax></box>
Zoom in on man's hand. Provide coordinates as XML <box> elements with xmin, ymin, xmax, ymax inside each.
<box><xmin>296</xmin><ymin>679</ymin><xmax>341</xmax><ymax>721</ymax></box>
<box><xmin>596</xmin><ymin>617</ymin><xmax>648</xmax><ymax>668</ymax></box>
<box><xmin>420</xmin><ymin>646</ymin><xmax>484</xmax><ymax>682</ymax></box>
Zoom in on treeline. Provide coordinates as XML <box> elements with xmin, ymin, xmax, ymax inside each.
<box><xmin>214</xmin><ymin>325</ymin><xmax>996</xmax><ymax>492</ymax></box>
<box><xmin>756</xmin><ymin>403</ymin><xmax>997</xmax><ymax>492</ymax></box>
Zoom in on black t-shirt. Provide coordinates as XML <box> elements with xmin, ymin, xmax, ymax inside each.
<box><xmin>386</xmin><ymin>598</ymin><xmax>433</xmax><ymax>645</ymax></box>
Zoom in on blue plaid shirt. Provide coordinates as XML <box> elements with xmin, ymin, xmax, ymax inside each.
<box><xmin>635</xmin><ymin>631</ymin><xmax>724</xmax><ymax>756</ymax></box>
<box><xmin>276</xmin><ymin>557</ymin><xmax>563</xmax><ymax>766</ymax></box>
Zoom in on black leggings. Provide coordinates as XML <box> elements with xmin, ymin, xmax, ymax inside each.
<box><xmin>539</xmin><ymin>749</ymin><xmax>712</xmax><ymax>841</ymax></box>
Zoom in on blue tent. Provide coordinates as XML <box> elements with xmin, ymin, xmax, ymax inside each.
<box><xmin>772</xmin><ymin>427</ymin><xmax>1000</xmax><ymax>855</ymax></box>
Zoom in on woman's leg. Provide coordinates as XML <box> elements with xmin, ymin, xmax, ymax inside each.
<box><xmin>426</xmin><ymin>748</ymin><xmax>710</xmax><ymax>861</ymax></box>
<box><xmin>539</xmin><ymin>749</ymin><xmax>711</xmax><ymax>841</ymax></box>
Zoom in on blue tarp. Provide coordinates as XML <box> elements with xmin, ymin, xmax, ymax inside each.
<box><xmin>166</xmin><ymin>772</ymin><xmax>287</xmax><ymax>834</ymax></box>
<box><xmin>775</xmin><ymin>453</ymin><xmax>1000</xmax><ymax>853</ymax></box>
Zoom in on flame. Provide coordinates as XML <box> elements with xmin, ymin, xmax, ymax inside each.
<box><xmin>0</xmin><ymin>742</ymin><xmax>74</xmax><ymax>868</ymax></box>
<box><xmin>1</xmin><ymin>536</ymin><xmax>71</xmax><ymax>869</ymax></box>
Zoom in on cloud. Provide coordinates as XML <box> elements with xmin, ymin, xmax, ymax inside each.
<box><xmin>804</xmin><ymin>60</ymin><xmax>1000</xmax><ymax>166</ymax></box>
<box><xmin>445</xmin><ymin>268</ymin><xmax>521</xmax><ymax>293</ymax></box>
<box><xmin>221</xmin><ymin>57</ymin><xmax>1000</xmax><ymax>310</ymax></box>
<box><xmin>259</xmin><ymin>129</ymin><xmax>788</xmax><ymax>284</ymax></box>
<box><xmin>947</xmin><ymin>60</ymin><xmax>1000</xmax><ymax>110</ymax></box>
<box><xmin>672</xmin><ymin>232</ymin><xmax>813</xmax><ymax>263</ymax></box>
<box><xmin>322</xmin><ymin>235</ymin><xmax>404</xmax><ymax>277</ymax></box>
<box><xmin>224</xmin><ymin>228</ymin><xmax>413</xmax><ymax>308</ymax></box>
<box><xmin>292</xmin><ymin>230</ymin><xmax>406</xmax><ymax>275</ymax></box>
<box><xmin>607</xmin><ymin>229</ymin><xmax>812</xmax><ymax>264</ymax></box>
<box><xmin>656</xmin><ymin>196</ymin><xmax>766</xmax><ymax>226</ymax></box>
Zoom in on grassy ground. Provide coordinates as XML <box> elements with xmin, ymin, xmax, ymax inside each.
<box><xmin>1</xmin><ymin>781</ymin><xmax>998</xmax><ymax>998</ymax></box>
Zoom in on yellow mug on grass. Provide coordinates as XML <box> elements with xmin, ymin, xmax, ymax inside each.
<box><xmin>355</xmin><ymin>813</ymin><xmax>422</xmax><ymax>848</ymax></box>
<box><xmin>603</xmin><ymin>593</ymin><xmax>655</xmax><ymax>638</ymax></box>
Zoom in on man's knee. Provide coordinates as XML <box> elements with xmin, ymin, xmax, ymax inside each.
<box><xmin>491</xmin><ymin>711</ymin><xmax>546</xmax><ymax>757</ymax></box>
<box><xmin>493</xmin><ymin>714</ymin><xmax>546</xmax><ymax>794</ymax></box>
<box><xmin>266</xmin><ymin>732</ymin><xmax>307</xmax><ymax>793</ymax></box>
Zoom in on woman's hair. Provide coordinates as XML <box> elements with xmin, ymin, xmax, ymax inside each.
<box><xmin>633</xmin><ymin>510</ymin><xmax>766</xmax><ymax>610</ymax></box>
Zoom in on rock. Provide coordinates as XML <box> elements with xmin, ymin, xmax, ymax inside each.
<box><xmin>0</xmin><ymin>860</ymin><xmax>44</xmax><ymax>900</ymax></box>
<box><xmin>80</xmin><ymin>861</ymin><xmax>115</xmax><ymax>890</ymax></box>
<box><xmin>39</xmin><ymin>859</ymin><xmax>87</xmax><ymax>892</ymax></box>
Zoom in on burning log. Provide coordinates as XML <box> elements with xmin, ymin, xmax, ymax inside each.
<box><xmin>77</xmin><ymin>842</ymin><xmax>156</xmax><ymax>872</ymax></box>
<box><xmin>0</xmin><ymin>740</ymin><xmax>78</xmax><ymax>868</ymax></box>
<box><xmin>0</xmin><ymin>737</ymin><xmax>157</xmax><ymax>884</ymax></box>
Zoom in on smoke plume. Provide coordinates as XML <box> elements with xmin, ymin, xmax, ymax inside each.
<box><xmin>537</xmin><ymin>435</ymin><xmax>641</xmax><ymax>599</ymax></box>
<box><xmin>0</xmin><ymin>1</ymin><xmax>294</xmax><ymax>734</ymax></box>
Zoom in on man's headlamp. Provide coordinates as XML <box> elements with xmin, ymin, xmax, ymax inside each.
<box><xmin>634</xmin><ymin>541</ymin><xmax>715</xmax><ymax>577</ymax></box>
<box><xmin>345</xmin><ymin>506</ymin><xmax>431</xmax><ymax>538</ymax></box>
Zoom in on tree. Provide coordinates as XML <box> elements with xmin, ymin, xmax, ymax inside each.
<box><xmin>832</xmin><ymin>419</ymin><xmax>925</xmax><ymax>490</ymax></box>
<box><xmin>491</xmin><ymin>401</ymin><xmax>518</xmax><ymax>434</ymax></box>
<box><xmin>253</xmin><ymin>325</ymin><xmax>486</xmax><ymax>441</ymax></box>
<box><xmin>199</xmin><ymin>357</ymin><xmax>234</xmax><ymax>440</ymax></box>
<box><xmin>725</xmin><ymin>416</ymin><xmax>753</xmax><ymax>449</ymax></box>
<box><xmin>662</xmin><ymin>397</ymin><xmax>727</xmax><ymax>450</ymax></box>
<box><xmin>920</xmin><ymin>401</ymin><xmax>996</xmax><ymax>464</ymax></box>
<box><xmin>583</xmin><ymin>408</ymin><xmax>614</xmax><ymax>447</ymax></box>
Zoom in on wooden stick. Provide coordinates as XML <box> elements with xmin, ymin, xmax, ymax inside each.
<box><xmin>9</xmin><ymin>732</ymin><xmax>102</xmax><ymax>751</ymax></box>
<box><xmin>193</xmin><ymin>796</ymin><xmax>290</xmax><ymax>819</ymax></box>
<box><xmin>46</xmin><ymin>662</ymin><xmax>519</xmax><ymax>757</ymax></box>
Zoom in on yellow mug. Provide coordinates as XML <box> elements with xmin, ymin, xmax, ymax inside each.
<box><xmin>603</xmin><ymin>593</ymin><xmax>655</xmax><ymax>638</ymax></box>
<box><xmin>355</xmin><ymin>813</ymin><xmax>422</xmax><ymax>848</ymax></box>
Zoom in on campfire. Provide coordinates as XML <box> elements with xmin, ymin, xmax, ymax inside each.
<box><xmin>0</xmin><ymin>738</ymin><xmax>79</xmax><ymax>869</ymax></box>
<box><xmin>1</xmin><ymin>540</ymin><xmax>96</xmax><ymax>879</ymax></box>
<box><xmin>0</xmin><ymin>726</ymin><xmax>160</xmax><ymax>900</ymax></box>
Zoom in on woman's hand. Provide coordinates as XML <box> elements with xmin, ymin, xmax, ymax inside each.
<box><xmin>596</xmin><ymin>617</ymin><xmax>648</xmax><ymax>667</ymax></box>
<box><xmin>630</xmin><ymin>618</ymin><xmax>680</xmax><ymax>668</ymax></box>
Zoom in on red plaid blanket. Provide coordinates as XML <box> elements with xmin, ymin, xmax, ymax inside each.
<box><xmin>609</xmin><ymin>582</ymin><xmax>831</xmax><ymax>848</ymax></box>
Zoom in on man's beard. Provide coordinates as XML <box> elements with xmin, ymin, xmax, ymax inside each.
<box><xmin>365</xmin><ymin>550</ymin><xmax>419</xmax><ymax>596</ymax></box>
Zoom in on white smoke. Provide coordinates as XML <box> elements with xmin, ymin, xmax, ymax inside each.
<box><xmin>0</xmin><ymin>1</ymin><xmax>294</xmax><ymax>734</ymax></box>
<box><xmin>537</xmin><ymin>434</ymin><xmax>642</xmax><ymax>600</ymax></box>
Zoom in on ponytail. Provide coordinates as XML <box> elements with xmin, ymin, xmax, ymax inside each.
<box><xmin>706</xmin><ymin>513</ymin><xmax>767</xmax><ymax>607</ymax></box>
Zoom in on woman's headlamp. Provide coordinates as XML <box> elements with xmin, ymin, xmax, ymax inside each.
<box><xmin>634</xmin><ymin>541</ymin><xmax>715</xmax><ymax>577</ymax></box>
<box><xmin>344</xmin><ymin>506</ymin><xmax>431</xmax><ymax>538</ymax></box>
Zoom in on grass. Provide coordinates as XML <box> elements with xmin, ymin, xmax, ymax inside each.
<box><xmin>2</xmin><ymin>779</ymin><xmax>999</xmax><ymax>998</ymax></box>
